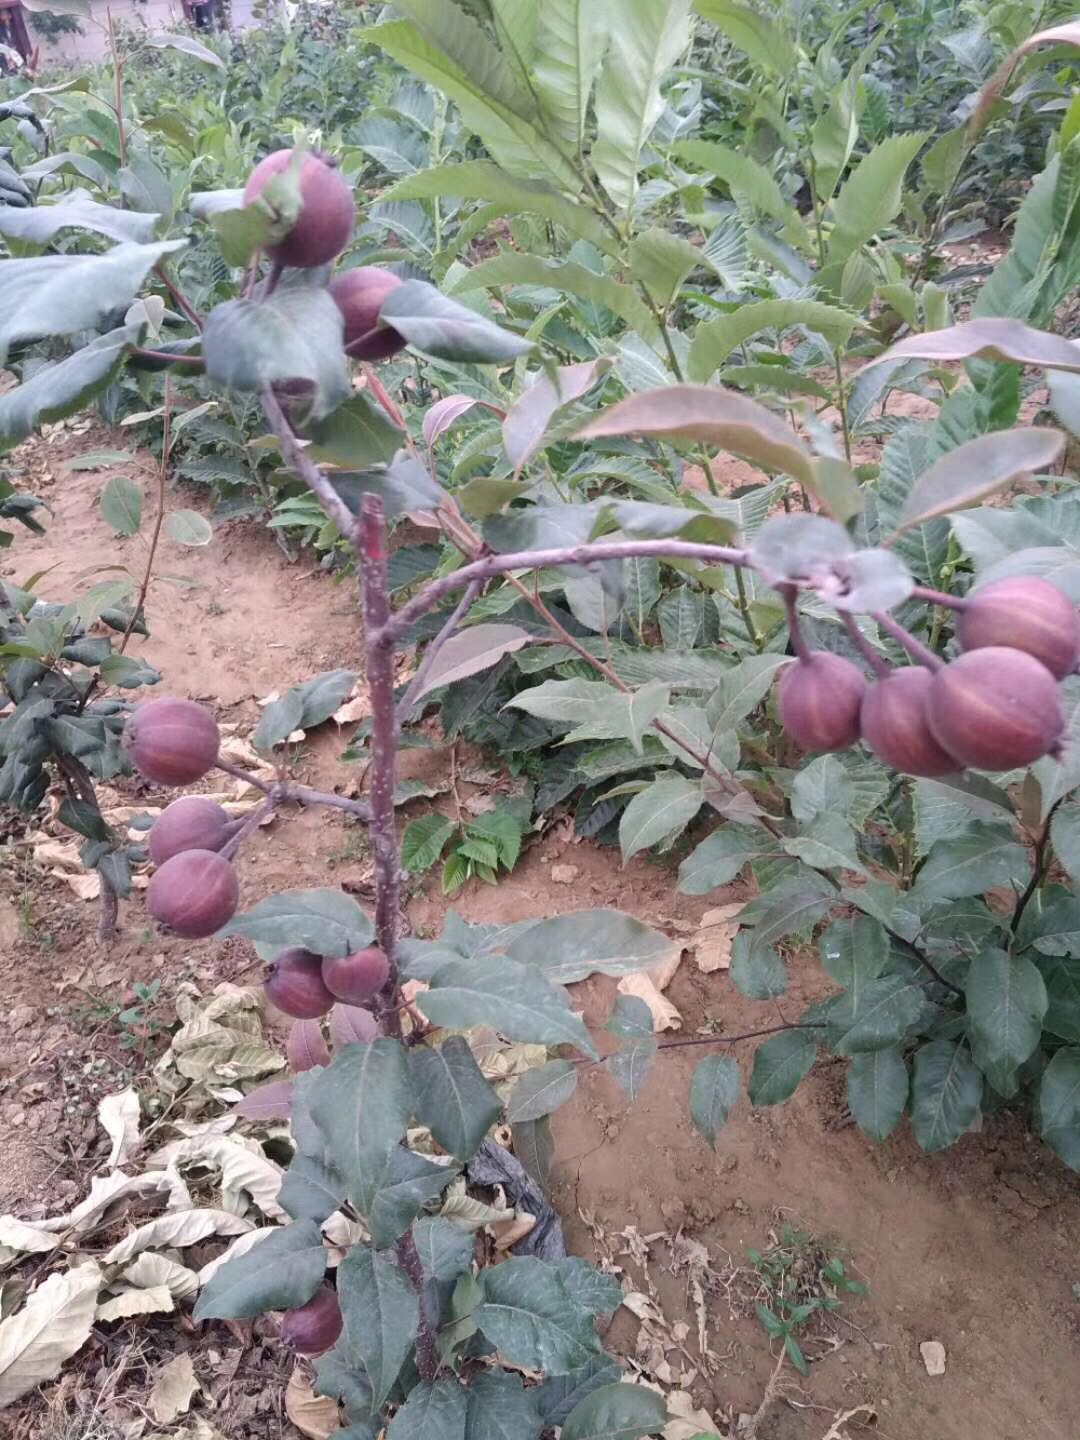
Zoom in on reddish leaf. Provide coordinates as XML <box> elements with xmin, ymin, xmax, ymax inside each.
<box><xmin>896</xmin><ymin>428</ymin><xmax>1066</xmax><ymax>532</ymax></box>
<box><xmin>286</xmin><ymin>1019</ymin><xmax>330</xmax><ymax>1073</ymax></box>
<box><xmin>973</xmin><ymin>23</ymin><xmax>1080</xmax><ymax>136</ymax></box>
<box><xmin>329</xmin><ymin>1004</ymin><xmax>379</xmax><ymax>1048</ymax></box>
<box><xmin>422</xmin><ymin>394</ymin><xmax>479</xmax><ymax>448</ymax></box>
<box><xmin>409</xmin><ymin>623</ymin><xmax>532</xmax><ymax>703</ymax></box>
<box><xmin>577</xmin><ymin>383</ymin><xmax>815</xmax><ymax>486</ymax></box>
<box><xmin>234</xmin><ymin>1079</ymin><xmax>293</xmax><ymax>1119</ymax></box>
<box><xmin>503</xmin><ymin>359</ymin><xmax>611</xmax><ymax>472</ymax></box>
<box><xmin>863</xmin><ymin>318</ymin><xmax>1080</xmax><ymax>375</ymax></box>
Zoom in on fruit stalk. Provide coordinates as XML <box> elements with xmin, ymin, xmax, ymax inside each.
<box><xmin>872</xmin><ymin>610</ymin><xmax>943</xmax><ymax>670</ymax></box>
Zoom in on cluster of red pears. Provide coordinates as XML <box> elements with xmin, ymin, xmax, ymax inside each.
<box><xmin>777</xmin><ymin>577</ymin><xmax>1077</xmax><ymax>775</ymax></box>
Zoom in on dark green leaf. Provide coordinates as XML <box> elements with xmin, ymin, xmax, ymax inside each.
<box><xmin>193</xmin><ymin>1220</ymin><xmax>325</xmax><ymax>1320</ymax></box>
<box><xmin>203</xmin><ymin>287</ymin><xmax>349</xmax><ymax>422</ymax></box>
<box><xmin>164</xmin><ymin>509</ymin><xmax>212</xmax><ymax>547</ymax></box>
<box><xmin>410</xmin><ymin>1037</ymin><xmax>502</xmax><ymax>1162</ymax></box>
<box><xmin>828</xmin><ymin>975</ymin><xmax>925</xmax><ymax>1056</ymax></box>
<box><xmin>253</xmin><ymin>688</ymin><xmax>304</xmax><ymax>751</ymax></box>
<box><xmin>380</xmin><ymin>279</ymin><xmax>532</xmax><ymax>363</ymax></box>
<box><xmin>419</xmin><ymin>955</ymin><xmax>597</xmax><ymax>1056</ymax></box>
<box><xmin>511</xmin><ymin>1115</ymin><xmax>555</xmax><ymax>1191</ymax></box>
<box><xmin>1038</xmin><ymin>1048</ymin><xmax>1080</xmax><ymax>1170</ymax></box>
<box><xmin>221</xmin><ymin>888</ymin><xmax>373</xmax><ymax>958</ymax></box>
<box><xmin>402</xmin><ymin>813</ymin><xmax>457</xmax><ymax>873</ymax></box>
<box><xmin>368</xmin><ymin>1147</ymin><xmax>460</xmax><ymax>1249</ymax></box>
<box><xmin>604</xmin><ymin>1035</ymin><xmax>657</xmax><ymax>1102</ymax></box>
<box><xmin>278</xmin><ymin>1153</ymin><xmax>347</xmax><ymax>1224</ymax></box>
<box><xmin>847</xmin><ymin>1049</ymin><xmax>908</xmax><ymax>1141</ymax></box>
<box><xmin>910</xmin><ymin>1039</ymin><xmax>982</xmax><ymax>1152</ymax></box>
<box><xmin>338</xmin><ymin>1245</ymin><xmax>418</xmax><ymax>1411</ymax></box>
<box><xmin>678</xmin><ymin>825</ymin><xmax>772</xmax><ymax>895</ymax></box>
<box><xmin>412</xmin><ymin>1217</ymin><xmax>475</xmax><ymax>1284</ymax></box>
<box><xmin>689</xmin><ymin>1054</ymin><xmax>740</xmax><ymax>1147</ymax></box>
<box><xmin>914</xmin><ymin>825</ymin><xmax>1027</xmax><ymax>901</ymax></box>
<box><xmin>552</xmin><ymin>1259</ymin><xmax>623</xmax><ymax>1319</ymax></box>
<box><xmin>619</xmin><ymin>775</ymin><xmax>702</xmax><ymax>860</ymax></box>
<box><xmin>820</xmin><ymin>916</ymin><xmax>889</xmax><ymax>988</ymax></box>
<box><xmin>965</xmin><ymin>948</ymin><xmax>1047</xmax><ymax>1097</ymax></box>
<box><xmin>475</xmin><ymin>1256</ymin><xmax>602</xmax><ymax>1373</ymax></box>
<box><xmin>388</xmin><ymin>1379</ymin><xmax>467</xmax><ymax>1440</ymax></box>
<box><xmin>747</xmin><ymin>1029</ymin><xmax>817</xmax><ymax>1106</ymax></box>
<box><xmin>295</xmin><ymin>669</ymin><xmax>357</xmax><ymax>728</ymax></box>
<box><xmin>464</xmin><ymin>1369</ymin><xmax>543</xmax><ymax>1440</ymax></box>
<box><xmin>0</xmin><ymin>240</ymin><xmax>184</xmax><ymax>364</ymax></box>
<box><xmin>605</xmin><ymin>995</ymin><xmax>654</xmax><ymax>1039</ymax></box>
<box><xmin>307</xmin><ymin>393</ymin><xmax>403</xmax><ymax>469</ymax></box>
<box><xmin>562</xmin><ymin>1382</ymin><xmax>667</xmax><ymax>1440</ymax></box>
<box><xmin>507</xmin><ymin>1060</ymin><xmax>578</xmax><ymax>1122</ymax></box>
<box><xmin>306</xmin><ymin>1040</ymin><xmax>413</xmax><ymax>1219</ymax></box>
<box><xmin>507</xmin><ymin>909</ymin><xmax>677</xmax><ymax>985</ymax></box>
<box><xmin>0</xmin><ymin>327</ymin><xmax>137</xmax><ymax>453</ymax></box>
<box><xmin>98</xmin><ymin>477</ymin><xmax>141</xmax><ymax>540</ymax></box>
<box><xmin>0</xmin><ymin>192</ymin><xmax>159</xmax><ymax>245</ymax></box>
<box><xmin>730</xmin><ymin>932</ymin><xmax>787</xmax><ymax>1000</ymax></box>
<box><xmin>534</xmin><ymin>1360</ymin><xmax>625</xmax><ymax>1427</ymax></box>
<box><xmin>1037</xmin><ymin>955</ymin><xmax>1080</xmax><ymax>1042</ymax></box>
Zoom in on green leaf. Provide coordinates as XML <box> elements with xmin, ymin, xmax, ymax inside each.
<box><xmin>380</xmin><ymin>280</ymin><xmax>532</xmax><ymax>363</ymax></box>
<box><xmin>592</xmin><ymin>0</ymin><xmax>692</xmax><ymax>214</ymax></box>
<box><xmin>690</xmin><ymin>299</ymin><xmax>860</xmax><ymax>383</ymax></box>
<box><xmin>694</xmin><ymin>0</ymin><xmax>795</xmax><ymax>71</ymax></box>
<box><xmin>783</xmin><ymin>815</ymin><xmax>864</xmax><ymax>875</ymax></box>
<box><xmin>368</xmin><ymin>17</ymin><xmax>578</xmax><ymax>188</ymax></box>
<box><xmin>689</xmin><ymin>1054</ymin><xmax>740</xmax><ymax>1146</ymax></box>
<box><xmin>619</xmin><ymin>775</ymin><xmax>703</xmax><ymax>860</ymax></box>
<box><xmin>535</xmin><ymin>1361</ymin><xmax>625</xmax><ymax>1428</ymax></box>
<box><xmin>388</xmin><ymin>1379</ymin><xmax>467</xmax><ymax>1440</ymax></box>
<box><xmin>465</xmin><ymin>1370</ymin><xmax>543</xmax><ymax>1440</ymax></box>
<box><xmin>507</xmin><ymin>1060</ymin><xmax>579</xmax><ymax>1122</ymax></box>
<box><xmin>306</xmin><ymin>1040</ymin><xmax>414</xmax><ymax>1220</ymax></box>
<box><xmin>0</xmin><ymin>239</ymin><xmax>184</xmax><ymax>364</ymax></box>
<box><xmin>743</xmin><ymin>888</ymin><xmax>833</xmax><ymax>954</ymax></box>
<box><xmin>253</xmin><ymin>688</ymin><xmax>304</xmax><ymax>752</ymax></box>
<box><xmin>895</xmin><ymin>429</ymin><xmax>1065</xmax><ymax>533</ymax></box>
<box><xmin>165</xmin><ymin>510</ymin><xmax>212</xmax><ymax>547</ymax></box>
<box><xmin>672</xmin><ymin>139</ymin><xmax>809</xmax><ymax>247</ymax></box>
<box><xmin>965</xmin><ymin>948</ymin><xmax>1047</xmax><ymax>1097</ymax></box>
<box><xmin>222</xmin><ymin>888</ymin><xmax>373</xmax><ymax>958</ymax></box>
<box><xmin>506</xmin><ymin>910</ymin><xmax>676</xmax><ymax>990</ymax></box>
<box><xmin>506</xmin><ymin>676</ymin><xmax>624</xmax><ymax>741</ymax></box>
<box><xmin>578</xmin><ymin>385</ymin><xmax>816</xmax><ymax>487</ymax></box>
<box><xmin>307</xmin><ymin>393</ymin><xmax>403</xmax><ymax>469</ymax></box>
<box><xmin>511</xmin><ymin>1115</ymin><xmax>556</xmax><ymax>1191</ymax></box>
<box><xmin>368</xmin><ymin>1148</ymin><xmax>459</xmax><ymax>1249</ymax></box>
<box><xmin>0</xmin><ymin>192</ymin><xmax>160</xmax><ymax>246</ymax></box>
<box><xmin>294</xmin><ymin>669</ymin><xmax>357</xmax><ymax>728</ymax></box>
<box><xmin>402</xmin><ymin>814</ymin><xmax>457</xmax><ymax>874</ymax></box>
<box><xmin>606</xmin><ymin>995</ymin><xmax>654</xmax><ymax>1039</ymax></box>
<box><xmin>1050</xmin><ymin>803</ymin><xmax>1080</xmax><ymax>885</ymax></box>
<box><xmin>338</xmin><ymin>1245</ymin><xmax>418</xmax><ymax>1411</ymax></box>
<box><xmin>730</xmin><ymin>933</ymin><xmax>786</xmax><ymax>1000</ymax></box>
<box><xmin>203</xmin><ymin>287</ymin><xmax>349</xmax><ymax>423</ymax></box>
<box><xmin>678</xmin><ymin>825</ymin><xmax>772</xmax><ymax>894</ymax></box>
<box><xmin>413</xmin><ymin>1217</ymin><xmax>475</xmax><ymax>1284</ymax></box>
<box><xmin>533</xmin><ymin>0</ymin><xmax>609</xmax><ymax>152</ymax></box>
<box><xmin>145</xmin><ymin>29</ymin><xmax>225</xmax><ymax>67</ymax></box>
<box><xmin>847</xmin><ymin>1049</ymin><xmax>908</xmax><ymax>1141</ymax></box>
<box><xmin>828</xmin><ymin>975</ymin><xmax>925</xmax><ymax>1056</ymax></box>
<box><xmin>628</xmin><ymin>229</ymin><xmax>702</xmax><ymax>308</ymax></box>
<box><xmin>475</xmin><ymin>1256</ymin><xmax>603</xmax><ymax>1373</ymax></box>
<box><xmin>748</xmin><ymin>1029</ymin><xmax>817</xmax><ymax>1106</ymax></box>
<box><xmin>823</xmin><ymin>133</ymin><xmax>928</xmax><ymax>278</ymax></box>
<box><xmin>562</xmin><ymin>1382</ymin><xmax>668</xmax><ymax>1440</ymax></box>
<box><xmin>192</xmin><ymin>1220</ymin><xmax>325</xmax><ymax>1320</ymax></box>
<box><xmin>99</xmin><ymin>475</ymin><xmax>142</xmax><ymax>537</ymax></box>
<box><xmin>279</xmin><ymin>1153</ymin><xmax>346</xmax><ymax>1224</ymax></box>
<box><xmin>1037</xmin><ymin>955</ymin><xmax>1080</xmax><ymax>1043</ymax></box>
<box><xmin>810</xmin><ymin>70</ymin><xmax>859</xmax><ymax>201</ymax></box>
<box><xmin>410</xmin><ymin>1037</ymin><xmax>502</xmax><ymax>1162</ymax></box>
<box><xmin>456</xmin><ymin>253</ymin><xmax>656</xmax><ymax>340</ymax></box>
<box><xmin>0</xmin><ymin>327</ymin><xmax>136</xmax><ymax>454</ymax></box>
<box><xmin>914</xmin><ymin>824</ymin><xmax>1028</xmax><ymax>901</ymax></box>
<box><xmin>418</xmin><ymin>956</ymin><xmax>598</xmax><ymax>1056</ymax></box>
<box><xmin>604</xmin><ymin>1033</ymin><xmax>657</xmax><ymax>1102</ymax></box>
<box><xmin>910</xmin><ymin>1039</ymin><xmax>982</xmax><ymax>1153</ymax></box>
<box><xmin>1038</xmin><ymin>1048</ymin><xmax>1080</xmax><ymax>1170</ymax></box>
<box><xmin>706</xmin><ymin>653</ymin><xmax>790</xmax><ymax>731</ymax></box>
<box><xmin>820</xmin><ymin>917</ymin><xmax>888</xmax><ymax>988</ymax></box>
<box><xmin>385</xmin><ymin>162</ymin><xmax>614</xmax><ymax>254</ymax></box>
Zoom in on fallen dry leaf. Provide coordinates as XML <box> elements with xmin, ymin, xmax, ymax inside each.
<box><xmin>0</xmin><ymin>1262</ymin><xmax>102</xmax><ymax>1407</ymax></box>
<box><xmin>820</xmin><ymin>1404</ymin><xmax>878</xmax><ymax>1439</ymax></box>
<box><xmin>491</xmin><ymin>1212</ymin><xmax>536</xmax><ymax>1250</ymax></box>
<box><xmin>618</xmin><ymin>974</ymin><xmax>681</xmax><ymax>1031</ymax></box>
<box><xmin>693</xmin><ymin>903</ymin><xmax>746</xmax><ymax>974</ymax></box>
<box><xmin>663</xmin><ymin>1388</ymin><xmax>717</xmax><ymax>1440</ymax></box>
<box><xmin>149</xmin><ymin>1352</ymin><xmax>199</xmax><ymax>1424</ymax></box>
<box><xmin>96</xmin><ymin>1285</ymin><xmax>175</xmax><ymax>1322</ymax></box>
<box><xmin>647</xmin><ymin>937</ymin><xmax>685</xmax><ymax>991</ymax></box>
<box><xmin>285</xmin><ymin>1364</ymin><xmax>340</xmax><ymax>1439</ymax></box>
<box><xmin>99</xmin><ymin>1087</ymin><xmax>141</xmax><ymax>1170</ymax></box>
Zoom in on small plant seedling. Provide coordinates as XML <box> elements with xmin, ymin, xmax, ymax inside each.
<box><xmin>749</xmin><ymin>1224</ymin><xmax>866</xmax><ymax>1375</ymax></box>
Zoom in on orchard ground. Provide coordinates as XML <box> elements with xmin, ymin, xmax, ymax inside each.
<box><xmin>1</xmin><ymin>418</ymin><xmax>1076</xmax><ymax>1440</ymax></box>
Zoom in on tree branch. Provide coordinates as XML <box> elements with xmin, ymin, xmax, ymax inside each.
<box><xmin>395</xmin><ymin>578</ymin><xmax>484</xmax><ymax>730</ymax></box>
<box><xmin>258</xmin><ymin>384</ymin><xmax>359</xmax><ymax>541</ymax></box>
<box><xmin>395</xmin><ymin>1229</ymin><xmax>439</xmax><ymax>1382</ymax></box>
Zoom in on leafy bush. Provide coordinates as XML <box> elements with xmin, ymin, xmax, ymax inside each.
<box><xmin>0</xmin><ymin>7</ymin><xmax>1079</xmax><ymax>1432</ymax></box>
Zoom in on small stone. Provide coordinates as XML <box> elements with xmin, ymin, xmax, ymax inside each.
<box><xmin>551</xmin><ymin>864</ymin><xmax>579</xmax><ymax>884</ymax></box>
<box><xmin>920</xmin><ymin>1340</ymin><xmax>946</xmax><ymax>1376</ymax></box>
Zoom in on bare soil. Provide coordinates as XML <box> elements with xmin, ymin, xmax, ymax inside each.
<box><xmin>2</xmin><ymin>425</ymin><xmax>1078</xmax><ymax>1440</ymax></box>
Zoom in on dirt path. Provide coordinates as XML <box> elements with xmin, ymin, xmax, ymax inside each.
<box><xmin>2</xmin><ymin>426</ymin><xmax>1077</xmax><ymax>1440</ymax></box>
